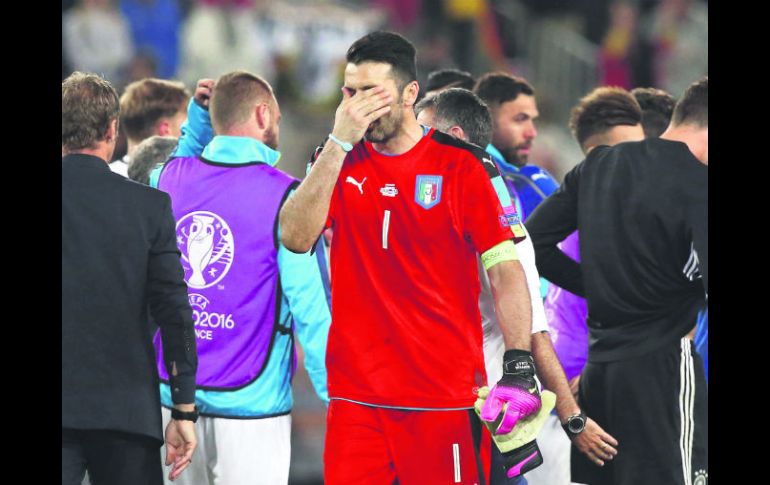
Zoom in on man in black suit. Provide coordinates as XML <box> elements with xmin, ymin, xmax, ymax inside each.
<box><xmin>62</xmin><ymin>72</ymin><xmax>198</xmax><ymax>485</ymax></box>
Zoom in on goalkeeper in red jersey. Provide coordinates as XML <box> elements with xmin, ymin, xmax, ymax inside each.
<box><xmin>280</xmin><ymin>31</ymin><xmax>540</xmax><ymax>484</ymax></box>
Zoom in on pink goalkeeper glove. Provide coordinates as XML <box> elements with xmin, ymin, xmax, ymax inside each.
<box><xmin>480</xmin><ymin>349</ymin><xmax>541</xmax><ymax>435</ymax></box>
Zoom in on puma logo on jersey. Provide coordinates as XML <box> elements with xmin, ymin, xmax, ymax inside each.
<box><xmin>346</xmin><ymin>176</ymin><xmax>367</xmax><ymax>194</ymax></box>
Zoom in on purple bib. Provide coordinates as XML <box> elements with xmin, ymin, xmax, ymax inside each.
<box><xmin>154</xmin><ymin>157</ymin><xmax>297</xmax><ymax>390</ymax></box>
<box><xmin>543</xmin><ymin>231</ymin><xmax>588</xmax><ymax>381</ymax></box>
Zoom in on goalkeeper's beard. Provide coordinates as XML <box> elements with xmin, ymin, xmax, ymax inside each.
<box><xmin>364</xmin><ymin>104</ymin><xmax>402</xmax><ymax>144</ymax></box>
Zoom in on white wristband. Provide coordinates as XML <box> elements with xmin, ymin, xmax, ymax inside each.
<box><xmin>328</xmin><ymin>134</ymin><xmax>353</xmax><ymax>152</ymax></box>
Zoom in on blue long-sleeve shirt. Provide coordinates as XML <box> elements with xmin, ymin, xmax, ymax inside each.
<box><xmin>154</xmin><ymin>100</ymin><xmax>331</xmax><ymax>417</ymax></box>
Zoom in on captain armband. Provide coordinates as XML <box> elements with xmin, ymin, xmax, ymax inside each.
<box><xmin>481</xmin><ymin>240</ymin><xmax>518</xmax><ymax>270</ymax></box>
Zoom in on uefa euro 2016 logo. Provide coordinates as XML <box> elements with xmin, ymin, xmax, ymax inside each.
<box><xmin>176</xmin><ymin>211</ymin><xmax>235</xmax><ymax>289</ymax></box>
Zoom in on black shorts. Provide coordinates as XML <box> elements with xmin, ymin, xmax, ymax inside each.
<box><xmin>572</xmin><ymin>338</ymin><xmax>707</xmax><ymax>485</ymax></box>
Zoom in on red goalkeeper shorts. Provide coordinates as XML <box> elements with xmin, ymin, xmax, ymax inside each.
<box><xmin>324</xmin><ymin>399</ymin><xmax>491</xmax><ymax>485</ymax></box>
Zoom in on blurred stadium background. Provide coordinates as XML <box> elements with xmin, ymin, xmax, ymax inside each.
<box><xmin>62</xmin><ymin>1</ymin><xmax>706</xmax><ymax>483</ymax></box>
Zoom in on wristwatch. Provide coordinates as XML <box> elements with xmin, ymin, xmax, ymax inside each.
<box><xmin>561</xmin><ymin>411</ymin><xmax>586</xmax><ymax>437</ymax></box>
<box><xmin>171</xmin><ymin>406</ymin><xmax>199</xmax><ymax>423</ymax></box>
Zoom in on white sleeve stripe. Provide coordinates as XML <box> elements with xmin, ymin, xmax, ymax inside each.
<box><xmin>683</xmin><ymin>243</ymin><xmax>701</xmax><ymax>281</ymax></box>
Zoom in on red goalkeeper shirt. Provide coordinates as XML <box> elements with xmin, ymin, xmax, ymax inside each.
<box><xmin>324</xmin><ymin>128</ymin><xmax>516</xmax><ymax>409</ymax></box>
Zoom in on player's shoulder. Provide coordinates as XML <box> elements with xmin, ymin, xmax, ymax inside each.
<box><xmin>514</xmin><ymin>164</ymin><xmax>559</xmax><ymax>198</ymax></box>
<box><xmin>117</xmin><ymin>172</ymin><xmax>172</xmax><ymax>207</ymax></box>
<box><xmin>156</xmin><ymin>153</ymin><xmax>193</xmax><ymax>173</ymax></box>
<box><xmin>588</xmin><ymin>138</ymin><xmax>658</xmax><ymax>163</ymax></box>
<box><xmin>644</xmin><ymin>138</ymin><xmax>705</xmax><ymax>172</ymax></box>
<box><xmin>429</xmin><ymin>129</ymin><xmax>489</xmax><ymax>160</ymax></box>
<box><xmin>429</xmin><ymin>130</ymin><xmax>500</xmax><ymax>178</ymax></box>
<box><xmin>593</xmin><ymin>138</ymin><xmax>701</xmax><ymax>173</ymax></box>
<box><xmin>574</xmin><ymin>143</ymin><xmax>617</xmax><ymax>175</ymax></box>
<box><xmin>518</xmin><ymin>164</ymin><xmax>557</xmax><ymax>183</ymax></box>
<box><xmin>151</xmin><ymin>154</ymin><xmax>199</xmax><ymax>184</ymax></box>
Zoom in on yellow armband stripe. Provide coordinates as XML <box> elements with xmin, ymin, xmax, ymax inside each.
<box><xmin>481</xmin><ymin>240</ymin><xmax>518</xmax><ymax>270</ymax></box>
<box><xmin>510</xmin><ymin>221</ymin><xmax>526</xmax><ymax>240</ymax></box>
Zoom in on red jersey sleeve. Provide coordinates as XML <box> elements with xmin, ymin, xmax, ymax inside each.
<box><xmin>461</xmin><ymin>158</ymin><xmax>514</xmax><ymax>254</ymax></box>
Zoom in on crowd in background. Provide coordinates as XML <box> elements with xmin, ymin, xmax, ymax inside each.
<box><xmin>62</xmin><ymin>0</ymin><xmax>706</xmax><ymax>182</ymax></box>
<box><xmin>62</xmin><ymin>0</ymin><xmax>707</xmax><ymax>97</ymax></box>
<box><xmin>62</xmin><ymin>2</ymin><xmax>707</xmax><ymax>484</ymax></box>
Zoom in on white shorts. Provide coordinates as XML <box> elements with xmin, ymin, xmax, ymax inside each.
<box><xmin>160</xmin><ymin>408</ymin><xmax>292</xmax><ymax>485</ymax></box>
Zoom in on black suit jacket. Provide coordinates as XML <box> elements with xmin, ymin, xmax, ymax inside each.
<box><xmin>62</xmin><ymin>154</ymin><xmax>197</xmax><ymax>444</ymax></box>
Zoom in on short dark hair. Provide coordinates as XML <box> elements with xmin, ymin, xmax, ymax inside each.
<box><xmin>62</xmin><ymin>72</ymin><xmax>120</xmax><ymax>151</ymax></box>
<box><xmin>569</xmin><ymin>86</ymin><xmax>642</xmax><ymax>148</ymax></box>
<box><xmin>473</xmin><ymin>72</ymin><xmax>535</xmax><ymax>109</ymax></box>
<box><xmin>426</xmin><ymin>69</ymin><xmax>475</xmax><ymax>93</ymax></box>
<box><xmin>631</xmin><ymin>87</ymin><xmax>676</xmax><ymax>138</ymax></box>
<box><xmin>346</xmin><ymin>31</ymin><xmax>417</xmax><ymax>89</ymax></box>
<box><xmin>432</xmin><ymin>88</ymin><xmax>493</xmax><ymax>147</ymax></box>
<box><xmin>671</xmin><ymin>76</ymin><xmax>707</xmax><ymax>128</ymax></box>
<box><xmin>210</xmin><ymin>71</ymin><xmax>274</xmax><ymax>134</ymax></box>
<box><xmin>120</xmin><ymin>78</ymin><xmax>190</xmax><ymax>143</ymax></box>
<box><xmin>414</xmin><ymin>93</ymin><xmax>438</xmax><ymax>116</ymax></box>
<box><xmin>128</xmin><ymin>136</ymin><xmax>178</xmax><ymax>185</ymax></box>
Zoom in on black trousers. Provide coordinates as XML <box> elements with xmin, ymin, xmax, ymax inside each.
<box><xmin>571</xmin><ymin>338</ymin><xmax>708</xmax><ymax>485</ymax></box>
<box><xmin>62</xmin><ymin>428</ymin><xmax>163</xmax><ymax>485</ymax></box>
